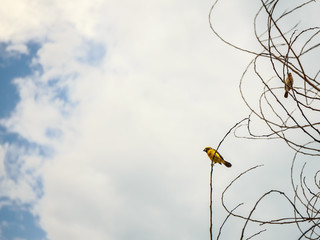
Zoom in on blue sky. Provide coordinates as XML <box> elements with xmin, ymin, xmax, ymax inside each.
<box><xmin>0</xmin><ymin>43</ymin><xmax>37</xmax><ymax>118</ymax></box>
<box><xmin>0</xmin><ymin>42</ymin><xmax>46</xmax><ymax>240</ymax></box>
<box><xmin>0</xmin><ymin>201</ymin><xmax>46</xmax><ymax>240</ymax></box>
<box><xmin>0</xmin><ymin>0</ymin><xmax>319</xmax><ymax>240</ymax></box>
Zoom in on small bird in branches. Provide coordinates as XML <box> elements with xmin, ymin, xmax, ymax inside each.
<box><xmin>203</xmin><ymin>147</ymin><xmax>232</xmax><ymax>167</ymax></box>
<box><xmin>284</xmin><ymin>72</ymin><xmax>293</xmax><ymax>98</ymax></box>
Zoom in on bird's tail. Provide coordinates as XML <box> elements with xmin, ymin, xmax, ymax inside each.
<box><xmin>222</xmin><ymin>160</ymin><xmax>232</xmax><ymax>168</ymax></box>
<box><xmin>284</xmin><ymin>91</ymin><xmax>289</xmax><ymax>98</ymax></box>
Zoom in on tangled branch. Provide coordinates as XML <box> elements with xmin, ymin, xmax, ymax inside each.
<box><xmin>208</xmin><ymin>0</ymin><xmax>320</xmax><ymax>238</ymax></box>
<box><xmin>210</xmin><ymin>0</ymin><xmax>320</xmax><ymax>156</ymax></box>
<box><xmin>219</xmin><ymin>157</ymin><xmax>320</xmax><ymax>239</ymax></box>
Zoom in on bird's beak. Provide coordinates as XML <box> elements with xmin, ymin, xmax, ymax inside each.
<box><xmin>203</xmin><ymin>149</ymin><xmax>206</xmax><ymax>152</ymax></box>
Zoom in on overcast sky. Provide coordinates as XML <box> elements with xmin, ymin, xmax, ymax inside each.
<box><xmin>0</xmin><ymin>0</ymin><xmax>319</xmax><ymax>239</ymax></box>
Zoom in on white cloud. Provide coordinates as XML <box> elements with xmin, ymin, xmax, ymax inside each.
<box><xmin>5</xmin><ymin>43</ymin><xmax>29</xmax><ymax>55</ymax></box>
<box><xmin>0</xmin><ymin>143</ymin><xmax>43</xmax><ymax>204</ymax></box>
<box><xmin>0</xmin><ymin>0</ymin><xmax>103</xmax><ymax>43</ymax></box>
<box><xmin>1</xmin><ymin>0</ymin><xmax>319</xmax><ymax>239</ymax></box>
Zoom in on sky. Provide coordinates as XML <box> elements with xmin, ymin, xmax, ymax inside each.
<box><xmin>0</xmin><ymin>0</ymin><xmax>319</xmax><ymax>239</ymax></box>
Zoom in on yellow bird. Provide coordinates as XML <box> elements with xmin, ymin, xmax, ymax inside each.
<box><xmin>284</xmin><ymin>73</ymin><xmax>293</xmax><ymax>98</ymax></box>
<box><xmin>203</xmin><ymin>147</ymin><xmax>232</xmax><ymax>168</ymax></box>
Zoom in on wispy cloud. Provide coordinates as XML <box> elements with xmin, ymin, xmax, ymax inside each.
<box><xmin>1</xmin><ymin>0</ymin><xmax>318</xmax><ymax>239</ymax></box>
<box><xmin>1</xmin><ymin>0</ymin><xmax>261</xmax><ymax>239</ymax></box>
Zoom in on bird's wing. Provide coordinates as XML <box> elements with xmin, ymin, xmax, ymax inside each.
<box><xmin>216</xmin><ymin>150</ymin><xmax>224</xmax><ymax>160</ymax></box>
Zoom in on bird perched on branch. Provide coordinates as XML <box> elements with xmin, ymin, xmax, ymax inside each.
<box><xmin>203</xmin><ymin>147</ymin><xmax>232</xmax><ymax>167</ymax></box>
<box><xmin>284</xmin><ymin>72</ymin><xmax>293</xmax><ymax>98</ymax></box>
